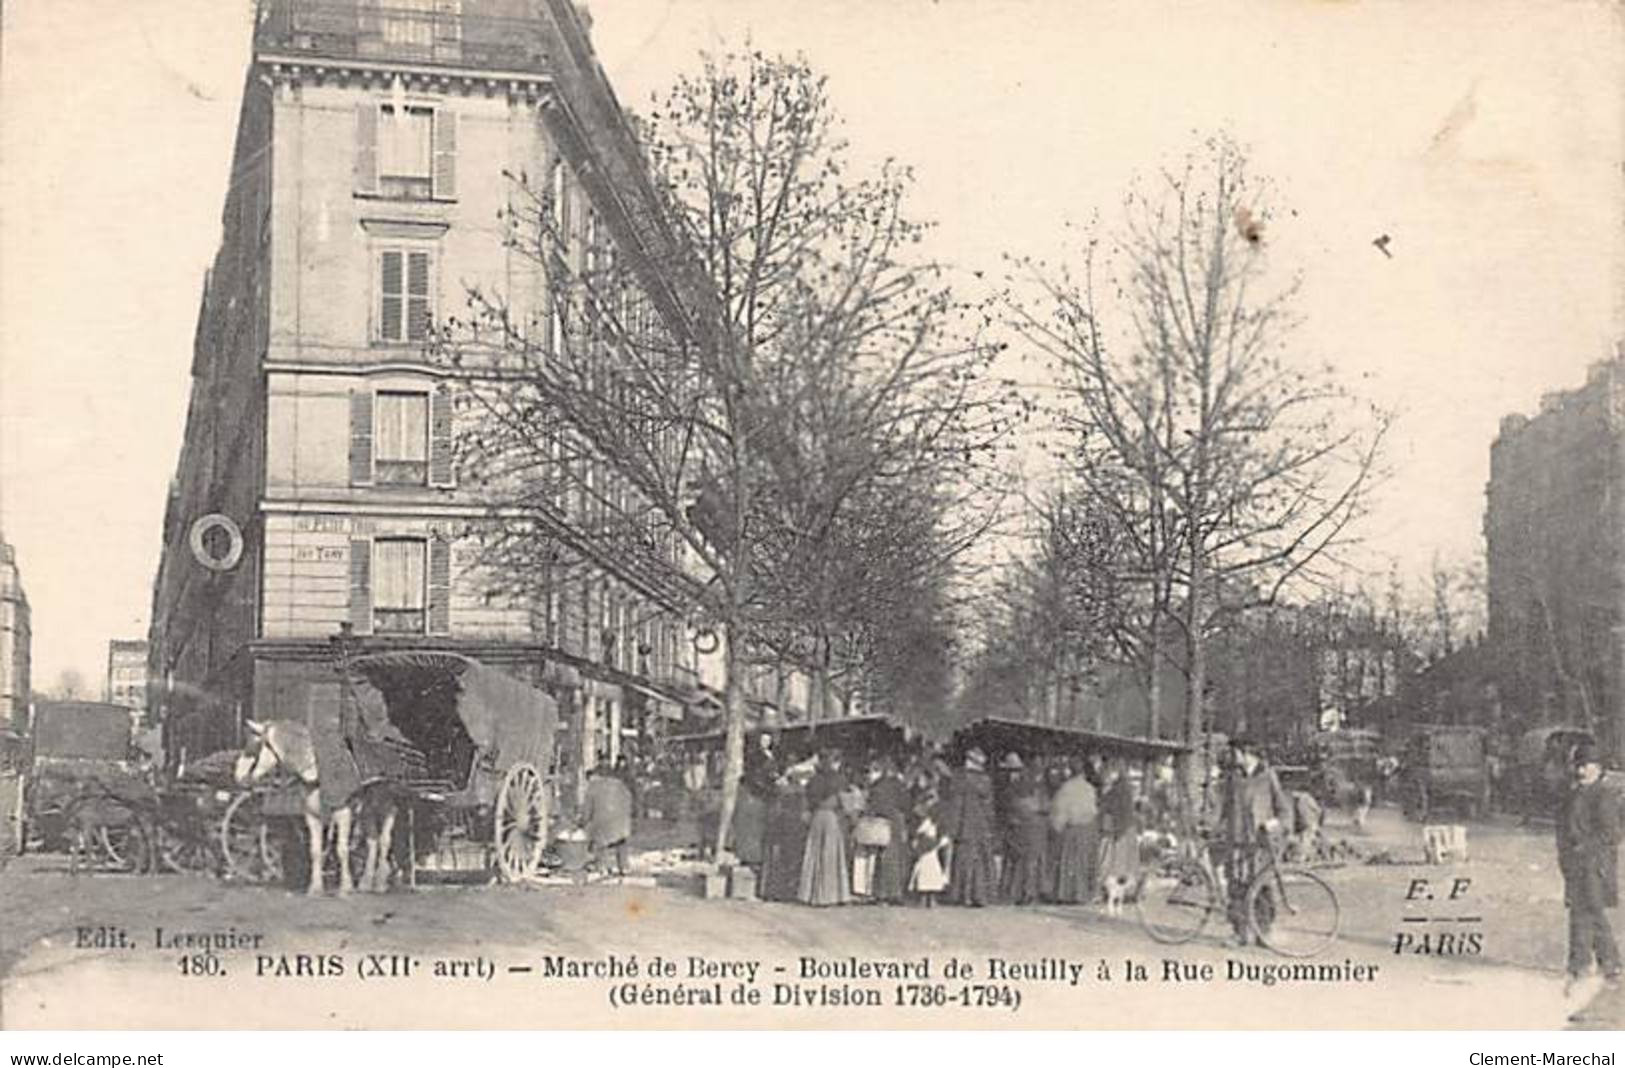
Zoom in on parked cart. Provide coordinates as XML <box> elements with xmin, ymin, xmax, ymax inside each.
<box><xmin>218</xmin><ymin>648</ymin><xmax>560</xmax><ymax>886</ymax></box>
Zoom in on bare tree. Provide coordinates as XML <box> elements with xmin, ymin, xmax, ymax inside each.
<box><xmin>451</xmin><ymin>48</ymin><xmax>1007</xmax><ymax>854</ymax></box>
<box><xmin>1007</xmin><ymin>136</ymin><xmax>1389</xmax><ymax>807</ymax></box>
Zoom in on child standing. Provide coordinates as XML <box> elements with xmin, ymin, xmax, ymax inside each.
<box><xmin>909</xmin><ymin>796</ymin><xmax>949</xmax><ymax>907</ymax></box>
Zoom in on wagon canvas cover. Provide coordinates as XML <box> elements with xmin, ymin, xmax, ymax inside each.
<box><xmin>347</xmin><ymin>651</ymin><xmax>557</xmax><ymax>775</ymax></box>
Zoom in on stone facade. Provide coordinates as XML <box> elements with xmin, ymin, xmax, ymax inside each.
<box><xmin>106</xmin><ymin>640</ymin><xmax>150</xmax><ymax>729</ymax></box>
<box><xmin>147</xmin><ymin>0</ymin><xmax>747</xmax><ymax>783</ymax></box>
<box><xmin>1484</xmin><ymin>357</ymin><xmax>1625</xmax><ymax>762</ymax></box>
<box><xmin>0</xmin><ymin>537</ymin><xmax>30</xmax><ymax>733</ymax></box>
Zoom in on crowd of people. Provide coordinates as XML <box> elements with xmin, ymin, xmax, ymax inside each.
<box><xmin>717</xmin><ymin>734</ymin><xmax>1186</xmax><ymax>912</ymax></box>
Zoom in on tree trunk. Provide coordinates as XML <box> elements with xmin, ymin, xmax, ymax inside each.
<box><xmin>811</xmin><ymin>631</ymin><xmax>831</xmax><ymax>724</ymax></box>
<box><xmin>714</xmin><ymin>619</ymin><xmax>747</xmax><ymax>860</ymax></box>
<box><xmin>1146</xmin><ymin>629</ymin><xmax>1161</xmax><ymax>739</ymax></box>
<box><xmin>1181</xmin><ymin>552</ymin><xmax>1208</xmax><ymax>818</ymax></box>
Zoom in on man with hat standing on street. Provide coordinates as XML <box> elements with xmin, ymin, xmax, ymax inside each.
<box><xmin>1220</xmin><ymin>734</ymin><xmax>1295</xmax><ymax>945</ymax></box>
<box><xmin>1558</xmin><ymin>741</ymin><xmax>1621</xmax><ymax>994</ymax></box>
<box><xmin>944</xmin><ymin>747</ymin><xmax>997</xmax><ymax>906</ymax></box>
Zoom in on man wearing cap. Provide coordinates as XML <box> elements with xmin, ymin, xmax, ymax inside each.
<box><xmin>1220</xmin><ymin>735</ymin><xmax>1295</xmax><ymax>945</ymax></box>
<box><xmin>1557</xmin><ymin>742</ymin><xmax>1621</xmax><ymax>990</ymax></box>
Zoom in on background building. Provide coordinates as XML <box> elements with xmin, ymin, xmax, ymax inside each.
<box><xmin>0</xmin><ymin>536</ymin><xmax>31</xmax><ymax>733</ymax></box>
<box><xmin>1485</xmin><ymin>356</ymin><xmax>1625</xmax><ymax>762</ymax></box>
<box><xmin>147</xmin><ymin>0</ymin><xmax>728</xmax><ymax>789</ymax></box>
<box><xmin>106</xmin><ymin>639</ymin><xmax>150</xmax><ymax>728</ymax></box>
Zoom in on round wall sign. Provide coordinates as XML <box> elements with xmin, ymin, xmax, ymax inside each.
<box><xmin>189</xmin><ymin>513</ymin><xmax>244</xmax><ymax>572</ymax></box>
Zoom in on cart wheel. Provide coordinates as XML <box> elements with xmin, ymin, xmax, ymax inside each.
<box><xmin>494</xmin><ymin>762</ymin><xmax>548</xmax><ymax>882</ymax></box>
<box><xmin>99</xmin><ymin>820</ymin><xmax>153</xmax><ymax>874</ymax></box>
<box><xmin>157</xmin><ymin>821</ymin><xmax>216</xmax><ymax>875</ymax></box>
<box><xmin>220</xmin><ymin>793</ymin><xmax>284</xmax><ymax>884</ymax></box>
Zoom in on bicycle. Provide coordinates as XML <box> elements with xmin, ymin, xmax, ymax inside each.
<box><xmin>1137</xmin><ymin>830</ymin><xmax>1340</xmax><ymax>957</ymax></box>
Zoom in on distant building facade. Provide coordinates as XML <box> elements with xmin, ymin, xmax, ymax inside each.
<box><xmin>1485</xmin><ymin>357</ymin><xmax>1625</xmax><ymax>762</ymax></box>
<box><xmin>147</xmin><ymin>0</ymin><xmax>766</xmax><ymax>786</ymax></box>
<box><xmin>0</xmin><ymin>537</ymin><xmax>30</xmax><ymax>733</ymax></box>
<box><xmin>106</xmin><ymin>640</ymin><xmax>150</xmax><ymax>727</ymax></box>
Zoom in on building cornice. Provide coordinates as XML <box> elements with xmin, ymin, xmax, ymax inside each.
<box><xmin>257</xmin><ymin>53</ymin><xmax>552</xmax><ymax>100</ymax></box>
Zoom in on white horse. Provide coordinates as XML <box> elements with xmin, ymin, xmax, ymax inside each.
<box><xmin>234</xmin><ymin>719</ymin><xmax>399</xmax><ymax>896</ymax></box>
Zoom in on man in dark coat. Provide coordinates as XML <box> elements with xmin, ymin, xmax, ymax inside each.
<box><xmin>581</xmin><ymin>760</ymin><xmax>634</xmax><ymax>876</ymax></box>
<box><xmin>1220</xmin><ymin>736</ymin><xmax>1295</xmax><ymax>945</ymax></box>
<box><xmin>1558</xmin><ymin>742</ymin><xmax>1621</xmax><ymax>990</ymax></box>
<box><xmin>943</xmin><ymin>747</ymin><xmax>997</xmax><ymax>906</ymax></box>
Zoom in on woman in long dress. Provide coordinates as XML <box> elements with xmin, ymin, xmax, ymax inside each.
<box><xmin>1050</xmin><ymin>759</ymin><xmax>1100</xmax><ymax>904</ymax></box>
<box><xmin>1000</xmin><ymin>757</ymin><xmax>1050</xmax><ymax>904</ymax></box>
<box><xmin>798</xmin><ymin>754</ymin><xmax>852</xmax><ymax>906</ymax></box>
<box><xmin>864</xmin><ymin>758</ymin><xmax>912</xmax><ymax>904</ymax></box>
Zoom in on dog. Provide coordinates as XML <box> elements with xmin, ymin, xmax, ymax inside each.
<box><xmin>1102</xmin><ymin>874</ymin><xmax>1135</xmax><ymax>917</ymax></box>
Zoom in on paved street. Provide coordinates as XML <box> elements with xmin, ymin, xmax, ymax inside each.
<box><xmin>1</xmin><ymin>804</ymin><xmax>1614</xmax><ymax>1029</ymax></box>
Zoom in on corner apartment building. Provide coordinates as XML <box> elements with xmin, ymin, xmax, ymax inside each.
<box><xmin>0</xmin><ymin>536</ymin><xmax>30</xmax><ymax>733</ymax></box>
<box><xmin>1485</xmin><ymin>356</ymin><xmax>1625</xmax><ymax>762</ymax></box>
<box><xmin>148</xmin><ymin>0</ymin><xmax>729</xmax><ymax>781</ymax></box>
<box><xmin>106</xmin><ymin>640</ymin><xmax>150</xmax><ymax>728</ymax></box>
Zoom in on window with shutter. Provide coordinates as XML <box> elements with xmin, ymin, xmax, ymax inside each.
<box><xmin>355</xmin><ymin>103</ymin><xmax>379</xmax><ymax>195</ymax></box>
<box><xmin>379</xmin><ymin>250</ymin><xmax>403</xmax><ymax>341</ymax></box>
<box><xmin>349</xmin><ymin>390</ymin><xmax>375</xmax><ymax>485</ymax></box>
<box><xmin>373</xmin><ymin>538</ymin><xmax>427</xmax><ymax>634</ymax></box>
<box><xmin>408</xmin><ymin>251</ymin><xmax>431</xmax><ymax>341</ymax></box>
<box><xmin>429</xmin><ymin>385</ymin><xmax>454</xmax><ymax>487</ymax></box>
<box><xmin>428</xmin><ymin>536</ymin><xmax>452</xmax><ymax>635</ymax></box>
<box><xmin>432</xmin><ymin>109</ymin><xmax>457</xmax><ymax>200</ymax></box>
<box><xmin>375</xmin><ymin>247</ymin><xmax>435</xmax><ymax>345</ymax></box>
<box><xmin>374</xmin><ymin>391</ymin><xmax>428</xmax><ymax>485</ymax></box>
<box><xmin>349</xmin><ymin>538</ymin><xmax>373</xmax><ymax>634</ymax></box>
<box><xmin>549</xmin><ymin>158</ymin><xmax>572</xmax><ymax>243</ymax></box>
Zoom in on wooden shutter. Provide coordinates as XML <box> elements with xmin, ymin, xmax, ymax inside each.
<box><xmin>349</xmin><ymin>538</ymin><xmax>373</xmax><ymax>635</ymax></box>
<box><xmin>429</xmin><ymin>384</ymin><xmax>454</xmax><ymax>487</ymax></box>
<box><xmin>427</xmin><ymin>536</ymin><xmax>452</xmax><ymax>635</ymax></box>
<box><xmin>406</xmin><ymin>251</ymin><xmax>431</xmax><ymax>342</ymax></box>
<box><xmin>431</xmin><ymin>109</ymin><xmax>456</xmax><ymax>199</ymax></box>
<box><xmin>379</xmin><ymin>250</ymin><xmax>403</xmax><ymax>342</ymax></box>
<box><xmin>355</xmin><ymin>103</ymin><xmax>379</xmax><ymax>195</ymax></box>
<box><xmin>349</xmin><ymin>389</ymin><xmax>374</xmax><ymax>485</ymax></box>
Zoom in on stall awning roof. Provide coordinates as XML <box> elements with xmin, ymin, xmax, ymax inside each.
<box><xmin>664</xmin><ymin>714</ymin><xmax>912</xmax><ymax>751</ymax></box>
<box><xmin>952</xmin><ymin>717</ymin><xmax>1188</xmax><ymax>761</ymax></box>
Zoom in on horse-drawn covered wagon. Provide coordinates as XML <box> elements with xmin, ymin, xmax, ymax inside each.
<box><xmin>225</xmin><ymin>648</ymin><xmax>560</xmax><ymax>894</ymax></box>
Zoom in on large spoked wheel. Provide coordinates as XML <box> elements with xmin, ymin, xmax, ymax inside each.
<box><xmin>157</xmin><ymin>822</ymin><xmax>217</xmax><ymax>875</ymax></box>
<box><xmin>1249</xmin><ymin>866</ymin><xmax>1340</xmax><ymax>958</ymax></box>
<box><xmin>1138</xmin><ymin>858</ymin><xmax>1218</xmax><ymax>945</ymax></box>
<box><xmin>98</xmin><ymin>819</ymin><xmax>154</xmax><ymax>874</ymax></box>
<box><xmin>220</xmin><ymin>792</ymin><xmax>285</xmax><ymax>884</ymax></box>
<box><xmin>493</xmin><ymin>762</ymin><xmax>547</xmax><ymax>883</ymax></box>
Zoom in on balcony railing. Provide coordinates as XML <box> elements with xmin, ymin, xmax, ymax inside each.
<box><xmin>256</xmin><ymin>1</ymin><xmax>549</xmax><ymax>73</ymax></box>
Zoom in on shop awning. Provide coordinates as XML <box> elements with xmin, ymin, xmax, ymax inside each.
<box><xmin>950</xmin><ymin>717</ymin><xmax>1188</xmax><ymax>763</ymax></box>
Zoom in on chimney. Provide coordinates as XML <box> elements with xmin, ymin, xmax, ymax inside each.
<box><xmin>573</xmin><ymin>2</ymin><xmax>593</xmax><ymax>34</ymax></box>
<box><xmin>1539</xmin><ymin>391</ymin><xmax>1566</xmax><ymax>416</ymax></box>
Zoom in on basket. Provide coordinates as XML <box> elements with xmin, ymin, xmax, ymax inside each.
<box><xmin>853</xmin><ymin>815</ymin><xmax>892</xmax><ymax>849</ymax></box>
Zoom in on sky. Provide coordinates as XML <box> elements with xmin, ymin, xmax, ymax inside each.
<box><xmin>1</xmin><ymin>0</ymin><xmax>1621</xmax><ymax>692</ymax></box>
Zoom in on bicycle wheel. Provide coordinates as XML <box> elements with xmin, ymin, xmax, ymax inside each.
<box><xmin>1138</xmin><ymin>859</ymin><xmax>1218</xmax><ymax>944</ymax></box>
<box><xmin>1249</xmin><ymin>866</ymin><xmax>1339</xmax><ymax>957</ymax></box>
